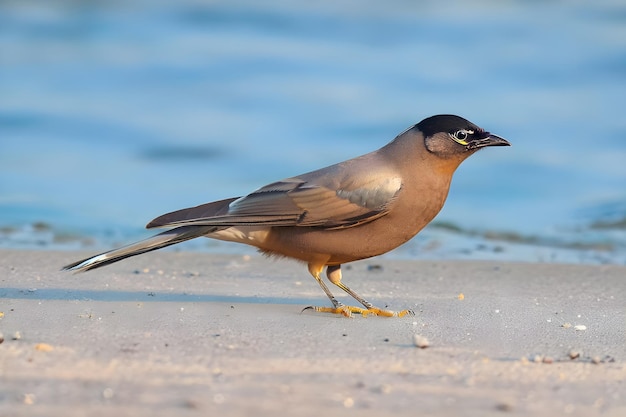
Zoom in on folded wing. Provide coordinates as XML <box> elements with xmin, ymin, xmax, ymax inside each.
<box><xmin>147</xmin><ymin>172</ymin><xmax>402</xmax><ymax>230</ymax></box>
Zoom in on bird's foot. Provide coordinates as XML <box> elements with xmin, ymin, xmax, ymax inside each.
<box><xmin>302</xmin><ymin>305</ymin><xmax>414</xmax><ymax>318</ymax></box>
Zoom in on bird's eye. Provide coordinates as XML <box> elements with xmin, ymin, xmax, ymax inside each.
<box><xmin>454</xmin><ymin>130</ymin><xmax>468</xmax><ymax>141</ymax></box>
<box><xmin>450</xmin><ymin>129</ymin><xmax>474</xmax><ymax>145</ymax></box>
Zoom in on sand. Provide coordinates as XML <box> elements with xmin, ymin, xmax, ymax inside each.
<box><xmin>0</xmin><ymin>249</ymin><xmax>624</xmax><ymax>416</ymax></box>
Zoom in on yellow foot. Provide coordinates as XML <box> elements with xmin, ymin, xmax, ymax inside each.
<box><xmin>302</xmin><ymin>305</ymin><xmax>414</xmax><ymax>318</ymax></box>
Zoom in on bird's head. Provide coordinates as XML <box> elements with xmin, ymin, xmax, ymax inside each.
<box><xmin>417</xmin><ymin>114</ymin><xmax>510</xmax><ymax>160</ymax></box>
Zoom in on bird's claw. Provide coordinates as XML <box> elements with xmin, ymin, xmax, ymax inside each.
<box><xmin>301</xmin><ymin>305</ymin><xmax>414</xmax><ymax>318</ymax></box>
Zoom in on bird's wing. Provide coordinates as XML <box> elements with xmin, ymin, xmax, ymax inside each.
<box><xmin>146</xmin><ymin>197</ymin><xmax>239</xmax><ymax>229</ymax></box>
<box><xmin>147</xmin><ymin>165</ymin><xmax>403</xmax><ymax>230</ymax></box>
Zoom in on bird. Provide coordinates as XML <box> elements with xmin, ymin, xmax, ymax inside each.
<box><xmin>63</xmin><ymin>114</ymin><xmax>510</xmax><ymax>317</ymax></box>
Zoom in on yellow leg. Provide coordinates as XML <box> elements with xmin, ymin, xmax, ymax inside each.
<box><xmin>304</xmin><ymin>263</ymin><xmax>414</xmax><ymax>318</ymax></box>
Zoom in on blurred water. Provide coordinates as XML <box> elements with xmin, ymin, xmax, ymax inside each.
<box><xmin>1</xmin><ymin>0</ymin><xmax>625</xmax><ymax>264</ymax></box>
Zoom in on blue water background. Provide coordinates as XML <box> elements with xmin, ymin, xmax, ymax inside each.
<box><xmin>1</xmin><ymin>0</ymin><xmax>625</xmax><ymax>263</ymax></box>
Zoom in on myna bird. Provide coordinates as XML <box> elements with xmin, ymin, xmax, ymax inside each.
<box><xmin>63</xmin><ymin>114</ymin><xmax>510</xmax><ymax>317</ymax></box>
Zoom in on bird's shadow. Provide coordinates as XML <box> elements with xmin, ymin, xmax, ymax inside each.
<box><xmin>0</xmin><ymin>287</ymin><xmax>318</xmax><ymax>306</ymax></box>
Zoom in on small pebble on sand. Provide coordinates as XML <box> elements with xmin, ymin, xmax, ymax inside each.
<box><xmin>413</xmin><ymin>334</ymin><xmax>429</xmax><ymax>349</ymax></box>
<box><xmin>495</xmin><ymin>402</ymin><xmax>514</xmax><ymax>412</ymax></box>
<box><xmin>568</xmin><ymin>349</ymin><xmax>581</xmax><ymax>360</ymax></box>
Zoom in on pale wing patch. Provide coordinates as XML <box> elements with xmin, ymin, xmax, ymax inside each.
<box><xmin>336</xmin><ymin>177</ymin><xmax>402</xmax><ymax>209</ymax></box>
<box><xmin>210</xmin><ymin>226</ymin><xmax>270</xmax><ymax>245</ymax></box>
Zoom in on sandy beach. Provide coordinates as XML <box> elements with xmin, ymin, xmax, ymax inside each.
<box><xmin>0</xmin><ymin>249</ymin><xmax>624</xmax><ymax>416</ymax></box>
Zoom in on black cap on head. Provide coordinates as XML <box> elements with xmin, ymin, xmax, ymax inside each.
<box><xmin>416</xmin><ymin>114</ymin><xmax>482</xmax><ymax>138</ymax></box>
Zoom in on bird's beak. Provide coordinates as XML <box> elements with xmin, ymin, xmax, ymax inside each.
<box><xmin>467</xmin><ymin>133</ymin><xmax>510</xmax><ymax>150</ymax></box>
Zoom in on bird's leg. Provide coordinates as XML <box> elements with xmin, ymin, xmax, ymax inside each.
<box><xmin>325</xmin><ymin>265</ymin><xmax>413</xmax><ymax>318</ymax></box>
<box><xmin>303</xmin><ymin>263</ymin><xmax>413</xmax><ymax>318</ymax></box>
<box><xmin>304</xmin><ymin>263</ymin><xmax>354</xmax><ymax>317</ymax></box>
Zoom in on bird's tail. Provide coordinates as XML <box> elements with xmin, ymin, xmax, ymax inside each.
<box><xmin>62</xmin><ymin>225</ymin><xmax>217</xmax><ymax>273</ymax></box>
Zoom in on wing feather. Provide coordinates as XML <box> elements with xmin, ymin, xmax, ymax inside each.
<box><xmin>148</xmin><ymin>165</ymin><xmax>403</xmax><ymax>229</ymax></box>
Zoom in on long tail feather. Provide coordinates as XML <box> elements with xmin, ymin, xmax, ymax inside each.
<box><xmin>62</xmin><ymin>225</ymin><xmax>217</xmax><ymax>272</ymax></box>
